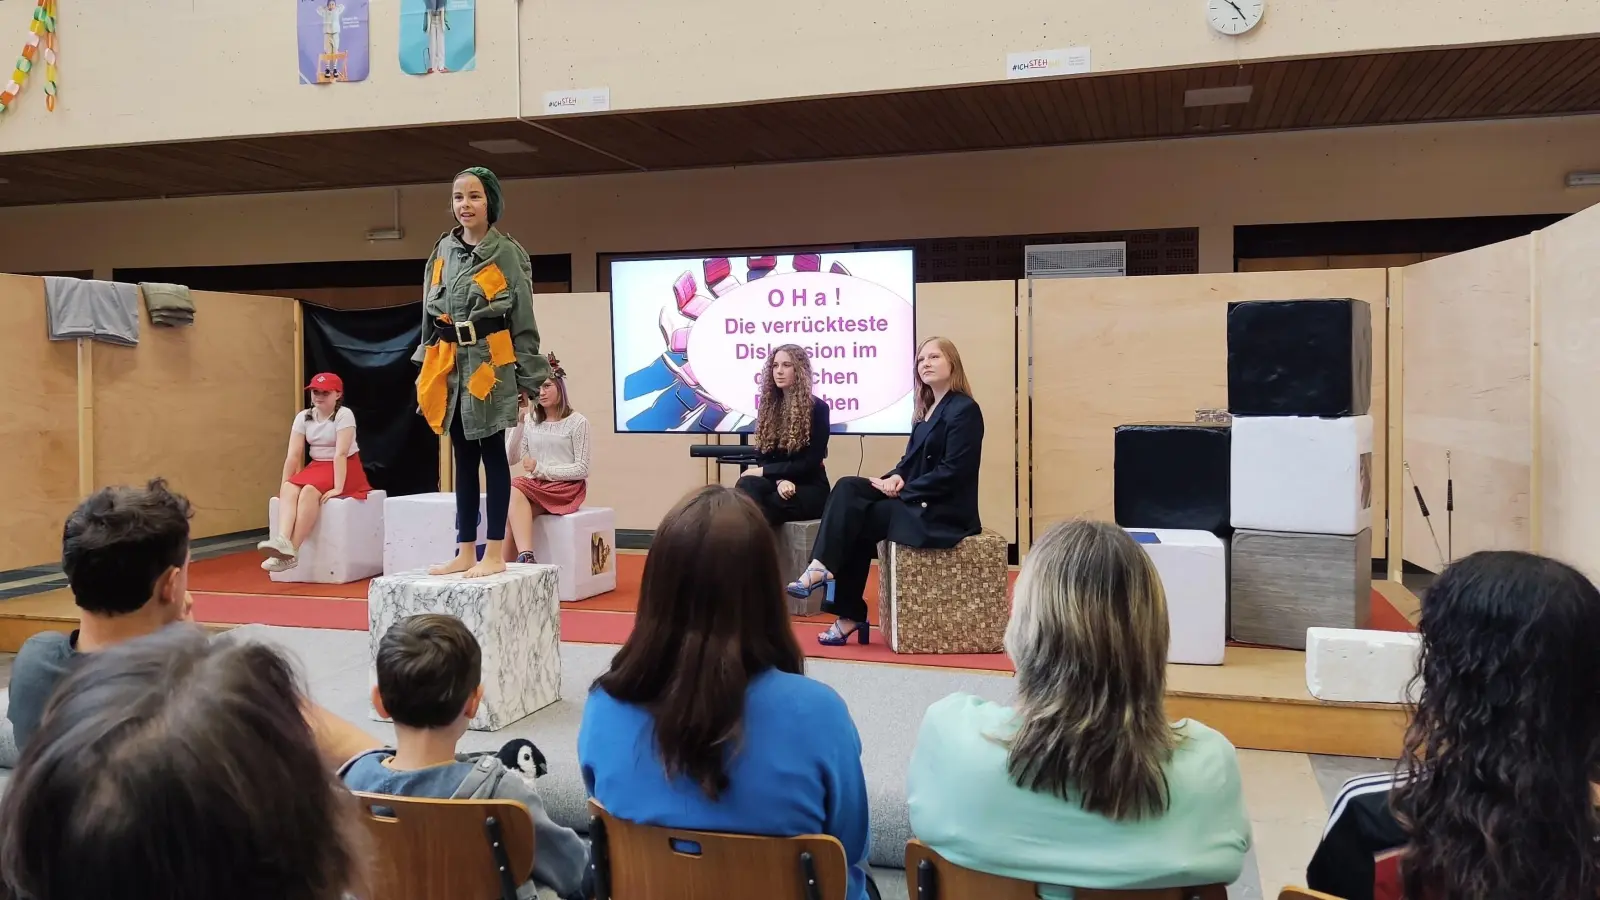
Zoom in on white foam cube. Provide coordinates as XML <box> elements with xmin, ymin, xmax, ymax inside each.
<box><xmin>368</xmin><ymin>565</ymin><xmax>560</xmax><ymax>731</ymax></box>
<box><xmin>1126</xmin><ymin>528</ymin><xmax>1226</xmax><ymax>666</ymax></box>
<box><xmin>1306</xmin><ymin>627</ymin><xmax>1420</xmax><ymax>704</ymax></box>
<box><xmin>1231</xmin><ymin>414</ymin><xmax>1374</xmax><ymax>535</ymax></box>
<box><xmin>267</xmin><ymin>491</ymin><xmax>386</xmax><ymax>584</ymax></box>
<box><xmin>383</xmin><ymin>492</ymin><xmax>488</xmax><ymax>576</ymax></box>
<box><xmin>526</xmin><ymin>506</ymin><xmax>617</xmax><ymax>602</ymax></box>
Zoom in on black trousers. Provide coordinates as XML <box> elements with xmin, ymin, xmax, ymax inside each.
<box><xmin>810</xmin><ymin>476</ymin><xmax>900</xmax><ymax>623</ymax></box>
<box><xmin>734</xmin><ymin>474</ymin><xmax>829</xmax><ymax>526</ymax></box>
<box><xmin>449</xmin><ymin>414</ymin><xmax>510</xmax><ymax>543</ymax></box>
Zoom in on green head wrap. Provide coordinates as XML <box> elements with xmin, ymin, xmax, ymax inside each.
<box><xmin>456</xmin><ymin>166</ymin><xmax>504</xmax><ymax>224</ymax></box>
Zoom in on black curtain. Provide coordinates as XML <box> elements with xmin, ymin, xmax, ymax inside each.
<box><xmin>302</xmin><ymin>304</ymin><xmax>438</xmax><ymax>496</ymax></box>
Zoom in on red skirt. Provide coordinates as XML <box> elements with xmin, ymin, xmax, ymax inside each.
<box><xmin>513</xmin><ymin>476</ymin><xmax>586</xmax><ymax>515</ymax></box>
<box><xmin>288</xmin><ymin>453</ymin><xmax>373</xmax><ymax>500</ymax></box>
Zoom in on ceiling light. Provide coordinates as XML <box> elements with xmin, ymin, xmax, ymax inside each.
<box><xmin>1566</xmin><ymin>171</ymin><xmax>1600</xmax><ymax>188</ymax></box>
<box><xmin>469</xmin><ymin>139</ymin><xmax>538</xmax><ymax>155</ymax></box>
<box><xmin>1184</xmin><ymin>85</ymin><xmax>1253</xmax><ymax>108</ymax></box>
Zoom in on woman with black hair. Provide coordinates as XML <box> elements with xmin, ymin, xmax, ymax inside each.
<box><xmin>1307</xmin><ymin>550</ymin><xmax>1600</xmax><ymax>900</ymax></box>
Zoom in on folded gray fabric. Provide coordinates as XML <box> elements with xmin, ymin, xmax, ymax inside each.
<box><xmin>44</xmin><ymin>276</ymin><xmax>140</xmax><ymax>346</ymax></box>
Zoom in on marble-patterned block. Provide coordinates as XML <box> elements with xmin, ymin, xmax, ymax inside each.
<box><xmin>268</xmin><ymin>491</ymin><xmax>386</xmax><ymax>584</ymax></box>
<box><xmin>527</xmin><ymin>506</ymin><xmax>617</xmax><ymax>602</ymax></box>
<box><xmin>383</xmin><ymin>491</ymin><xmax>487</xmax><ymax>576</ymax></box>
<box><xmin>368</xmin><ymin>564</ymin><xmax>560</xmax><ymax>731</ymax></box>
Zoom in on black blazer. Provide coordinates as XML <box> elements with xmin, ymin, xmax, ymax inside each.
<box><xmin>752</xmin><ymin>395</ymin><xmax>831</xmax><ymax>489</ymax></box>
<box><xmin>884</xmin><ymin>391</ymin><xmax>983</xmax><ymax>549</ymax></box>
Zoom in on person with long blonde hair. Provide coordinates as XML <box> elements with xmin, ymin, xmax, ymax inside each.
<box><xmin>907</xmin><ymin>520</ymin><xmax>1250</xmax><ymax>892</ymax></box>
<box><xmin>788</xmin><ymin>337</ymin><xmax>984</xmax><ymax>646</ymax></box>
<box><xmin>735</xmin><ymin>344</ymin><xmax>832</xmax><ymax>526</ymax></box>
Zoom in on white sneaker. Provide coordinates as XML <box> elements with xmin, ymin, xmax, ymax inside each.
<box><xmin>262</xmin><ymin>556</ymin><xmax>298</xmax><ymax>573</ymax></box>
<box><xmin>257</xmin><ymin>536</ymin><xmax>297</xmax><ymax>560</ymax></box>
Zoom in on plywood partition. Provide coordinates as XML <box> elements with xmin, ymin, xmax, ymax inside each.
<box><xmin>1398</xmin><ymin>240</ymin><xmax>1533</xmax><ymax>571</ymax></box>
<box><xmin>530</xmin><ymin>293</ymin><xmax>706</xmax><ymax>532</ymax></box>
<box><xmin>1029</xmin><ymin>270</ymin><xmax>1389</xmax><ymax>549</ymax></box>
<box><xmin>1534</xmin><ymin>202</ymin><xmax>1600</xmax><ymax>580</ymax></box>
<box><xmin>0</xmin><ymin>275</ymin><xmax>81</xmax><ymax>569</ymax></box>
<box><xmin>92</xmin><ymin>291</ymin><xmax>297</xmax><ymax>539</ymax></box>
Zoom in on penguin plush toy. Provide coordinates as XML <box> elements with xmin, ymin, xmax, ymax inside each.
<box><xmin>497</xmin><ymin>738</ymin><xmax>548</xmax><ymax>780</ymax></box>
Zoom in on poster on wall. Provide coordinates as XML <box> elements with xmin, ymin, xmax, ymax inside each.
<box><xmin>298</xmin><ymin>0</ymin><xmax>370</xmax><ymax>84</ymax></box>
<box><xmin>399</xmin><ymin>0</ymin><xmax>476</xmax><ymax>75</ymax></box>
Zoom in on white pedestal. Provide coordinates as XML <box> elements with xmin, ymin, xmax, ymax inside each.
<box><xmin>1126</xmin><ymin>528</ymin><xmax>1226</xmax><ymax>665</ymax></box>
<box><xmin>268</xmin><ymin>491</ymin><xmax>386</xmax><ymax>584</ymax></box>
<box><xmin>1231</xmin><ymin>414</ymin><xmax>1374</xmax><ymax>535</ymax></box>
<box><xmin>368</xmin><ymin>565</ymin><xmax>560</xmax><ymax>731</ymax></box>
<box><xmin>1306</xmin><ymin>627</ymin><xmax>1419</xmax><ymax>704</ymax></box>
<box><xmin>384</xmin><ymin>492</ymin><xmax>487</xmax><ymax>576</ymax></box>
<box><xmin>527</xmin><ymin>507</ymin><xmax>617</xmax><ymax>602</ymax></box>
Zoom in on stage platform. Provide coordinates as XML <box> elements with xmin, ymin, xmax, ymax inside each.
<box><xmin>0</xmin><ymin>549</ymin><xmax>1416</xmax><ymax>759</ymax></box>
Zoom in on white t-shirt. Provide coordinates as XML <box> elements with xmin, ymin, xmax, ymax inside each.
<box><xmin>292</xmin><ymin>406</ymin><xmax>359</xmax><ymax>461</ymax></box>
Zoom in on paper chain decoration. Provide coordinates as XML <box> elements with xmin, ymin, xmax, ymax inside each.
<box><xmin>0</xmin><ymin>0</ymin><xmax>58</xmax><ymax>115</ymax></box>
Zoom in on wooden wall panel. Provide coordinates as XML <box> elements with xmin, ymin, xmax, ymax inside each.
<box><xmin>93</xmin><ymin>291</ymin><xmax>297</xmax><ymax>539</ymax></box>
<box><xmin>1535</xmin><ymin>203</ymin><xmax>1600</xmax><ymax>580</ymax></box>
<box><xmin>0</xmin><ymin>275</ymin><xmax>80</xmax><ymax>569</ymax></box>
<box><xmin>1030</xmin><ymin>270</ymin><xmax>1389</xmax><ymax>552</ymax></box>
<box><xmin>1400</xmin><ymin>239</ymin><xmax>1532</xmax><ymax>571</ymax></box>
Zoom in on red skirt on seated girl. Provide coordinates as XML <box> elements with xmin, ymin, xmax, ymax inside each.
<box><xmin>289</xmin><ymin>454</ymin><xmax>373</xmax><ymax>500</ymax></box>
<box><xmin>513</xmin><ymin>476</ymin><xmax>585</xmax><ymax>515</ymax></box>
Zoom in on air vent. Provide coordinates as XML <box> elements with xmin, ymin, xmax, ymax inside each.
<box><xmin>1184</xmin><ymin>85</ymin><xmax>1254</xmax><ymax>108</ymax></box>
<box><xmin>468</xmin><ymin>139</ymin><xmax>539</xmax><ymax>155</ymax></box>
<box><xmin>1024</xmin><ymin>242</ymin><xmax>1127</xmax><ymax>279</ymax></box>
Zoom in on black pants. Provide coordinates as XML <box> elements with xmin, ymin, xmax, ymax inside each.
<box><xmin>810</xmin><ymin>476</ymin><xmax>900</xmax><ymax>623</ymax></box>
<box><xmin>449</xmin><ymin>414</ymin><xmax>510</xmax><ymax>543</ymax></box>
<box><xmin>734</xmin><ymin>474</ymin><xmax>829</xmax><ymax>526</ymax></box>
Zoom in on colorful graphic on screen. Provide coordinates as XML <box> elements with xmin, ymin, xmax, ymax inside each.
<box><xmin>609</xmin><ymin>249</ymin><xmax>917</xmax><ymax>435</ymax></box>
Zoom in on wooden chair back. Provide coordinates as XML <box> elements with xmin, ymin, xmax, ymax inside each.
<box><xmin>1277</xmin><ymin>889</ymin><xmax>1346</xmax><ymax>900</ymax></box>
<box><xmin>905</xmin><ymin>840</ymin><xmax>1228</xmax><ymax>900</ymax></box>
<box><xmin>589</xmin><ymin>799</ymin><xmax>850</xmax><ymax>900</ymax></box>
<box><xmin>354</xmin><ymin>791</ymin><xmax>536</xmax><ymax>900</ymax></box>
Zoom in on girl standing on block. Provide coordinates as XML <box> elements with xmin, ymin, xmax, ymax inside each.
<box><xmin>503</xmin><ymin>353</ymin><xmax>591</xmax><ymax>564</ymax></box>
<box><xmin>415</xmin><ymin>166</ymin><xmax>551</xmax><ymax>579</ymax></box>
<box><xmin>259</xmin><ymin>372</ymin><xmax>372</xmax><ymax>573</ymax></box>
<box><xmin>734</xmin><ymin>344</ymin><xmax>832</xmax><ymax>526</ymax></box>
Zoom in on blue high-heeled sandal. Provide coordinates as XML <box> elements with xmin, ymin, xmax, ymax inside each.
<box><xmin>786</xmin><ymin>564</ymin><xmax>835</xmax><ymax>604</ymax></box>
<box><xmin>818</xmin><ymin>619</ymin><xmax>870</xmax><ymax>646</ymax></box>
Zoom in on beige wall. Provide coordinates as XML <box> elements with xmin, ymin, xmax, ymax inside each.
<box><xmin>5</xmin><ymin>0</ymin><xmax>1600</xmax><ymax>153</ymax></box>
<box><xmin>3</xmin><ymin>117</ymin><xmax>1597</xmax><ymax>284</ymax></box>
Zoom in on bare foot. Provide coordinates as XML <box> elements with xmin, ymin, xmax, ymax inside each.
<box><xmin>464</xmin><ymin>556</ymin><xmax>506</xmax><ymax>579</ymax></box>
<box><xmin>429</xmin><ymin>552</ymin><xmax>475</xmax><ymax>576</ymax></box>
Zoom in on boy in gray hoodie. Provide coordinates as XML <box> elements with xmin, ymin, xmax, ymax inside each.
<box><xmin>341</xmin><ymin>614</ymin><xmax>586</xmax><ymax>900</ymax></box>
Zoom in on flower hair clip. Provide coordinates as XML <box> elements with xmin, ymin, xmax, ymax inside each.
<box><xmin>546</xmin><ymin>352</ymin><xmax>567</xmax><ymax>380</ymax></box>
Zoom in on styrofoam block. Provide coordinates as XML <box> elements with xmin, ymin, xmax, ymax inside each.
<box><xmin>383</xmin><ymin>492</ymin><xmax>488</xmax><ymax>575</ymax></box>
<box><xmin>527</xmin><ymin>507</ymin><xmax>617</xmax><ymax>602</ymax></box>
<box><xmin>1231</xmin><ymin>415</ymin><xmax>1373</xmax><ymax>535</ymax></box>
<box><xmin>1227</xmin><ymin>298</ymin><xmax>1372</xmax><ymax>417</ymax></box>
<box><xmin>268</xmin><ymin>491</ymin><xmax>386</xmax><ymax>584</ymax></box>
<box><xmin>1114</xmin><ymin>423</ymin><xmax>1232</xmax><ymax>536</ymax></box>
<box><xmin>1127</xmin><ymin>528</ymin><xmax>1226</xmax><ymax>666</ymax></box>
<box><xmin>1306</xmin><ymin>627</ymin><xmax>1419</xmax><ymax>704</ymax></box>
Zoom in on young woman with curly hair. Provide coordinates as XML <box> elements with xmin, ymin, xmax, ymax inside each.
<box><xmin>734</xmin><ymin>344</ymin><xmax>832</xmax><ymax>526</ymax></box>
<box><xmin>1307</xmin><ymin>550</ymin><xmax>1600</xmax><ymax>900</ymax></box>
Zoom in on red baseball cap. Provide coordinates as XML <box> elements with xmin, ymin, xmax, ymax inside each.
<box><xmin>307</xmin><ymin>372</ymin><xmax>344</xmax><ymax>393</ymax></box>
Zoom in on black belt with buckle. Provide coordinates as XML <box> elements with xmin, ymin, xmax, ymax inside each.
<box><xmin>432</xmin><ymin>315</ymin><xmax>508</xmax><ymax>346</ymax></box>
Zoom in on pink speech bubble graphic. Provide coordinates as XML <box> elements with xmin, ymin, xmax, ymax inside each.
<box><xmin>685</xmin><ymin>271</ymin><xmax>914</xmax><ymax>423</ymax></box>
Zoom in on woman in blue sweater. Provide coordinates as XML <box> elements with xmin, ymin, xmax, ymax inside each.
<box><xmin>579</xmin><ymin>485</ymin><xmax>872</xmax><ymax>900</ymax></box>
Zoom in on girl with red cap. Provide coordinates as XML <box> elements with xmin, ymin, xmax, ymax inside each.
<box><xmin>258</xmin><ymin>372</ymin><xmax>372</xmax><ymax>573</ymax></box>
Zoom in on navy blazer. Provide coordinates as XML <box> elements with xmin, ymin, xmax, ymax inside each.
<box><xmin>884</xmin><ymin>391</ymin><xmax>983</xmax><ymax>549</ymax></box>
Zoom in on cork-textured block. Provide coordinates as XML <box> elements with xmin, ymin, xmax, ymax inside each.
<box><xmin>877</xmin><ymin>529</ymin><xmax>1009</xmax><ymax>654</ymax></box>
<box><xmin>1231</xmin><ymin>528</ymin><xmax>1373</xmax><ymax>650</ymax></box>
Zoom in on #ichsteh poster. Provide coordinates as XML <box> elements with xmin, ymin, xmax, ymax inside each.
<box><xmin>298</xmin><ymin>0</ymin><xmax>371</xmax><ymax>84</ymax></box>
<box><xmin>399</xmin><ymin>0</ymin><xmax>476</xmax><ymax>76</ymax></box>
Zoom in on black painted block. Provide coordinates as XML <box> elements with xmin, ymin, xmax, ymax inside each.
<box><xmin>1113</xmin><ymin>423</ymin><xmax>1231</xmax><ymax>536</ymax></box>
<box><xmin>1227</xmin><ymin>298</ymin><xmax>1372</xmax><ymax>417</ymax></box>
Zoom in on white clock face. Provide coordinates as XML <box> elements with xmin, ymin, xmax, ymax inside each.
<box><xmin>1207</xmin><ymin>0</ymin><xmax>1264</xmax><ymax>35</ymax></box>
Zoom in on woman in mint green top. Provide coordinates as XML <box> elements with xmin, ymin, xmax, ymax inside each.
<box><xmin>907</xmin><ymin>520</ymin><xmax>1250</xmax><ymax>896</ymax></box>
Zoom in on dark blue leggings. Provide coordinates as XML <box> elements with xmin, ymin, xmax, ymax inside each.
<box><xmin>449</xmin><ymin>414</ymin><xmax>510</xmax><ymax>544</ymax></box>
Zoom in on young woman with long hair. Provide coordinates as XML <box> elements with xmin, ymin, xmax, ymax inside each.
<box><xmin>735</xmin><ymin>344</ymin><xmax>832</xmax><ymax>525</ymax></box>
<box><xmin>788</xmin><ymin>336</ymin><xmax>984</xmax><ymax>646</ymax></box>
<box><xmin>1308</xmin><ymin>550</ymin><xmax>1600</xmax><ymax>900</ymax></box>
<box><xmin>908</xmin><ymin>520</ymin><xmax>1250</xmax><ymax>891</ymax></box>
<box><xmin>503</xmin><ymin>353</ymin><xmax>591</xmax><ymax>563</ymax></box>
<box><xmin>578</xmin><ymin>485</ymin><xmax>873</xmax><ymax>900</ymax></box>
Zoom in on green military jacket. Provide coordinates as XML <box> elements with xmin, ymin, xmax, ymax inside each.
<box><xmin>413</xmin><ymin>227</ymin><xmax>551</xmax><ymax>441</ymax></box>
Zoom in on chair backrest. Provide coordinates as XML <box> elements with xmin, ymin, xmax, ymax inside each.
<box><xmin>354</xmin><ymin>791</ymin><xmax>536</xmax><ymax>900</ymax></box>
<box><xmin>1277</xmin><ymin>888</ymin><xmax>1346</xmax><ymax>900</ymax></box>
<box><xmin>589</xmin><ymin>799</ymin><xmax>850</xmax><ymax>900</ymax></box>
<box><xmin>905</xmin><ymin>840</ymin><xmax>1228</xmax><ymax>900</ymax></box>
